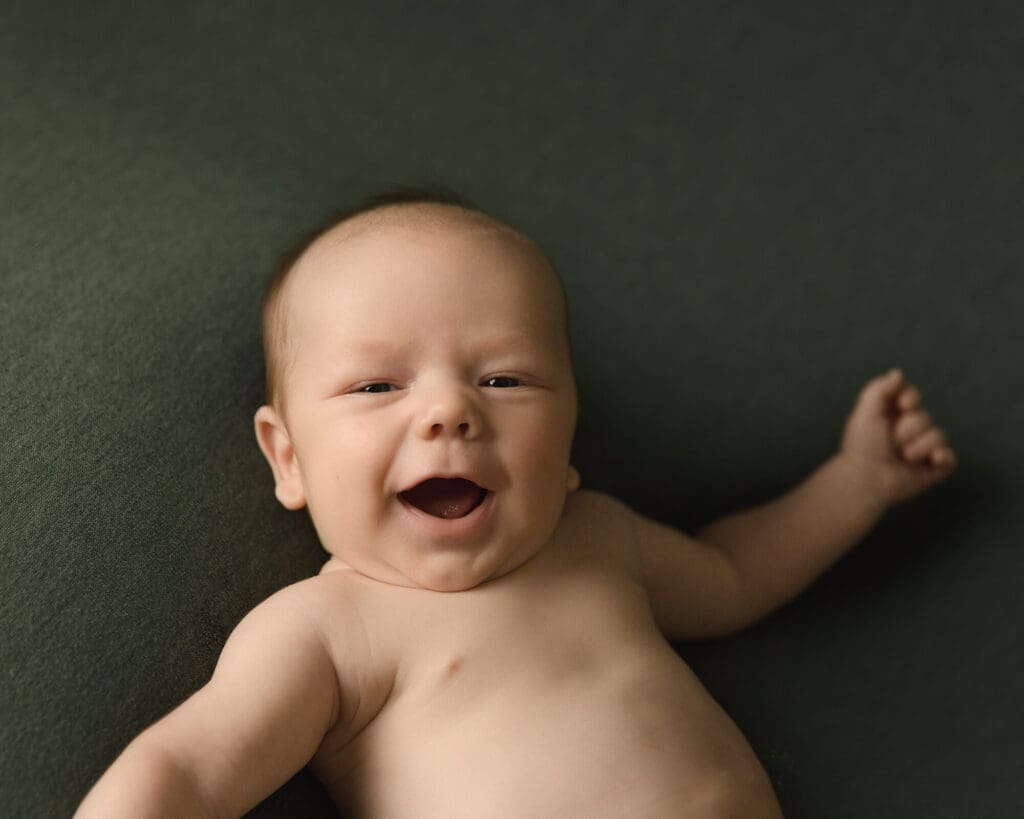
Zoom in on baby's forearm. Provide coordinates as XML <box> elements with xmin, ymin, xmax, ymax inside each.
<box><xmin>696</xmin><ymin>454</ymin><xmax>889</xmax><ymax>624</ymax></box>
<box><xmin>75</xmin><ymin>735</ymin><xmax>217</xmax><ymax>819</ymax></box>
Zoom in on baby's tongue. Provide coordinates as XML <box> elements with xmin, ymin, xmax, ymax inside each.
<box><xmin>401</xmin><ymin>478</ymin><xmax>483</xmax><ymax>519</ymax></box>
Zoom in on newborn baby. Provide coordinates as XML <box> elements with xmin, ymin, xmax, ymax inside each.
<box><xmin>76</xmin><ymin>190</ymin><xmax>957</xmax><ymax>818</ymax></box>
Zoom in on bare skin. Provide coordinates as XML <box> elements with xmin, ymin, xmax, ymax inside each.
<box><xmin>308</xmin><ymin>488</ymin><xmax>783</xmax><ymax>818</ymax></box>
<box><xmin>75</xmin><ymin>204</ymin><xmax>955</xmax><ymax>818</ymax></box>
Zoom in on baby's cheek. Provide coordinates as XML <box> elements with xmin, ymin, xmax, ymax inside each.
<box><xmin>516</xmin><ymin>434</ymin><xmax>563</xmax><ymax>476</ymax></box>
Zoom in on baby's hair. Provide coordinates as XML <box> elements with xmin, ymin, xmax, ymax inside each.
<box><xmin>260</xmin><ymin>183</ymin><xmax>571</xmax><ymax>414</ymax></box>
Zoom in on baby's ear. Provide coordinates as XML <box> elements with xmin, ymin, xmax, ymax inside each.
<box><xmin>253</xmin><ymin>405</ymin><xmax>307</xmax><ymax>510</ymax></box>
<box><xmin>567</xmin><ymin>465</ymin><xmax>581</xmax><ymax>492</ymax></box>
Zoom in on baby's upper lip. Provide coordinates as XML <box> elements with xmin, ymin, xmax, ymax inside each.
<box><xmin>398</xmin><ymin>472</ymin><xmax>492</xmax><ymax>494</ymax></box>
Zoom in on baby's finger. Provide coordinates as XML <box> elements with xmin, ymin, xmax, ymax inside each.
<box><xmin>898</xmin><ymin>386</ymin><xmax>921</xmax><ymax>411</ymax></box>
<box><xmin>930</xmin><ymin>447</ymin><xmax>957</xmax><ymax>469</ymax></box>
<box><xmin>894</xmin><ymin>410</ymin><xmax>932</xmax><ymax>445</ymax></box>
<box><xmin>857</xmin><ymin>368</ymin><xmax>906</xmax><ymax>417</ymax></box>
<box><xmin>902</xmin><ymin>427</ymin><xmax>948</xmax><ymax>462</ymax></box>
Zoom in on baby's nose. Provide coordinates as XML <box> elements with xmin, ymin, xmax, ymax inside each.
<box><xmin>416</xmin><ymin>388</ymin><xmax>483</xmax><ymax>440</ymax></box>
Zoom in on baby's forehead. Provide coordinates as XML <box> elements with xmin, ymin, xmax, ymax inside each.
<box><xmin>304</xmin><ymin>207</ymin><xmax>538</xmax><ymax>271</ymax></box>
<box><xmin>287</xmin><ymin>208</ymin><xmax>556</xmax><ymax>306</ymax></box>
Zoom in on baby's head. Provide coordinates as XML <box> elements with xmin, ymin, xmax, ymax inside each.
<box><xmin>254</xmin><ymin>186</ymin><xmax>580</xmax><ymax>592</ymax></box>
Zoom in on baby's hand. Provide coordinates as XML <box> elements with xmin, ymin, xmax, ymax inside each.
<box><xmin>839</xmin><ymin>369</ymin><xmax>957</xmax><ymax>508</ymax></box>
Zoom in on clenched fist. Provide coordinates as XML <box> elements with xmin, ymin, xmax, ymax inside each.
<box><xmin>839</xmin><ymin>369</ymin><xmax>957</xmax><ymax>508</ymax></box>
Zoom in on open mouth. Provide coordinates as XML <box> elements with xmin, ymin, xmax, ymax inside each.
<box><xmin>398</xmin><ymin>477</ymin><xmax>489</xmax><ymax>520</ymax></box>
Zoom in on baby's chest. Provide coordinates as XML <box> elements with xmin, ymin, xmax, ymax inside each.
<box><xmin>444</xmin><ymin>582</ymin><xmax>650</xmax><ymax>686</ymax></box>
<box><xmin>346</xmin><ymin>563</ymin><xmax>668</xmax><ymax>750</ymax></box>
<box><xmin>322</xmin><ymin>576</ymin><xmax>756</xmax><ymax>817</ymax></box>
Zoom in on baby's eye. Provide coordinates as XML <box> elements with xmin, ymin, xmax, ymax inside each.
<box><xmin>358</xmin><ymin>383</ymin><xmax>396</xmax><ymax>393</ymax></box>
<box><xmin>483</xmin><ymin>376</ymin><xmax>522</xmax><ymax>388</ymax></box>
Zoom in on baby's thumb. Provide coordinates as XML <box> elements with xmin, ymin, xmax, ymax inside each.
<box><xmin>855</xmin><ymin>368</ymin><xmax>904</xmax><ymax>417</ymax></box>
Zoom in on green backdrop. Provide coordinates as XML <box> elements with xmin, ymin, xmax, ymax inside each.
<box><xmin>2</xmin><ymin>2</ymin><xmax>1021</xmax><ymax>816</ymax></box>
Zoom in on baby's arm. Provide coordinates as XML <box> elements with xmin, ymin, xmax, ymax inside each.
<box><xmin>695</xmin><ymin>369</ymin><xmax>956</xmax><ymax>628</ymax></box>
<box><xmin>75</xmin><ymin>583</ymin><xmax>340</xmax><ymax>819</ymax></box>
<box><xmin>629</xmin><ymin>369</ymin><xmax>956</xmax><ymax>641</ymax></box>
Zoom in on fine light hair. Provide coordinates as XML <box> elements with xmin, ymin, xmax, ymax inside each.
<box><xmin>259</xmin><ymin>184</ymin><xmax>573</xmax><ymax>415</ymax></box>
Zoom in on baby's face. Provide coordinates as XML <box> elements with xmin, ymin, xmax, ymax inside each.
<box><xmin>258</xmin><ymin>214</ymin><xmax>578</xmax><ymax>592</ymax></box>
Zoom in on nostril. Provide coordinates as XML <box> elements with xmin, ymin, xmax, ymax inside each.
<box><xmin>424</xmin><ymin>419</ymin><xmax>475</xmax><ymax>438</ymax></box>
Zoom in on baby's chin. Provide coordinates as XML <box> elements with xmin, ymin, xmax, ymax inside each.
<box><xmin>322</xmin><ymin>546</ymin><xmax>540</xmax><ymax>592</ymax></box>
<box><xmin>391</xmin><ymin>556</ymin><xmax>523</xmax><ymax>593</ymax></box>
<box><xmin>405</xmin><ymin>574</ymin><xmax>488</xmax><ymax>593</ymax></box>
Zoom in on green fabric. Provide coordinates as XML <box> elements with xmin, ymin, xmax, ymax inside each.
<box><xmin>2</xmin><ymin>2</ymin><xmax>1021</xmax><ymax>816</ymax></box>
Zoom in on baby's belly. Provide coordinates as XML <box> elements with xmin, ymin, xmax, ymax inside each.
<box><xmin>314</xmin><ymin>638</ymin><xmax>783</xmax><ymax>818</ymax></box>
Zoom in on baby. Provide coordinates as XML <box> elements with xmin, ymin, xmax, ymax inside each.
<box><xmin>76</xmin><ymin>188</ymin><xmax>957</xmax><ymax>818</ymax></box>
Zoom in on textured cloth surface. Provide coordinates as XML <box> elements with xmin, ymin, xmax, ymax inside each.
<box><xmin>2</xmin><ymin>2</ymin><xmax>1022</xmax><ymax>817</ymax></box>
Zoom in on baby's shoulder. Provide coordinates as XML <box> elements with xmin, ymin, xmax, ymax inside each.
<box><xmin>561</xmin><ymin>488</ymin><xmax>640</xmax><ymax>536</ymax></box>
<box><xmin>251</xmin><ymin>567</ymin><xmax>365</xmax><ymax>624</ymax></box>
<box><xmin>257</xmin><ymin>571</ymin><xmax>400</xmax><ymax>726</ymax></box>
<box><xmin>274</xmin><ymin>570</ymin><xmax>400</xmax><ymax>656</ymax></box>
<box><xmin>557</xmin><ymin>488</ymin><xmax>643</xmax><ymax>576</ymax></box>
<box><xmin>564</xmin><ymin>487</ymin><xmax>636</xmax><ymax>518</ymax></box>
<box><xmin>238</xmin><ymin>572</ymin><xmax>375</xmax><ymax>666</ymax></box>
